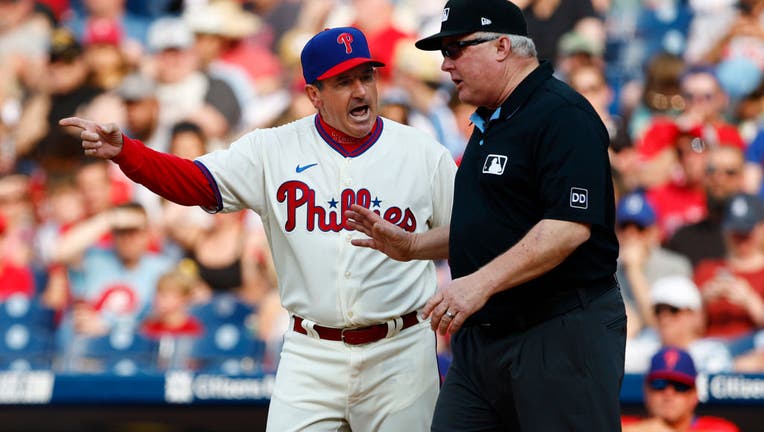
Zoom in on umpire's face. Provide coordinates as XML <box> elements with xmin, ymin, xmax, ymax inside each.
<box><xmin>306</xmin><ymin>64</ymin><xmax>379</xmax><ymax>138</ymax></box>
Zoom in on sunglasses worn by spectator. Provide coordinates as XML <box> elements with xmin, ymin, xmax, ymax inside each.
<box><xmin>682</xmin><ymin>92</ymin><xmax>714</xmax><ymax>103</ymax></box>
<box><xmin>653</xmin><ymin>304</ymin><xmax>682</xmax><ymax>315</ymax></box>
<box><xmin>648</xmin><ymin>379</ymin><xmax>693</xmax><ymax>393</ymax></box>
<box><xmin>706</xmin><ymin>165</ymin><xmax>741</xmax><ymax>176</ymax></box>
<box><xmin>441</xmin><ymin>36</ymin><xmax>499</xmax><ymax>59</ymax></box>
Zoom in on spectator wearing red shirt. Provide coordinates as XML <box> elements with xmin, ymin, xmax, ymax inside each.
<box><xmin>645</xmin><ymin>126</ymin><xmax>709</xmax><ymax>240</ymax></box>
<box><xmin>0</xmin><ymin>213</ymin><xmax>34</xmax><ymax>301</ymax></box>
<box><xmin>140</xmin><ymin>268</ymin><xmax>203</xmax><ymax>339</ymax></box>
<box><xmin>694</xmin><ymin>194</ymin><xmax>764</xmax><ymax>341</ymax></box>
<box><xmin>622</xmin><ymin>346</ymin><xmax>739</xmax><ymax>432</ymax></box>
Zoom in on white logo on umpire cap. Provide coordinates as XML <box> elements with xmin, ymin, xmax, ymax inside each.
<box><xmin>481</xmin><ymin>17</ymin><xmax>492</xmax><ymax>26</ymax></box>
<box><xmin>570</xmin><ymin>187</ymin><xmax>589</xmax><ymax>209</ymax></box>
<box><xmin>482</xmin><ymin>154</ymin><xmax>507</xmax><ymax>175</ymax></box>
<box><xmin>442</xmin><ymin>8</ymin><xmax>450</xmax><ymax>22</ymax></box>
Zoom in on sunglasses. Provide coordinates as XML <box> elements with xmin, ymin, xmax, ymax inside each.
<box><xmin>441</xmin><ymin>36</ymin><xmax>499</xmax><ymax>59</ymax></box>
<box><xmin>706</xmin><ymin>165</ymin><xmax>741</xmax><ymax>176</ymax></box>
<box><xmin>682</xmin><ymin>91</ymin><xmax>714</xmax><ymax>103</ymax></box>
<box><xmin>648</xmin><ymin>378</ymin><xmax>693</xmax><ymax>393</ymax></box>
<box><xmin>653</xmin><ymin>304</ymin><xmax>682</xmax><ymax>315</ymax></box>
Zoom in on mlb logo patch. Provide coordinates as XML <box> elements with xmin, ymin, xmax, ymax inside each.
<box><xmin>442</xmin><ymin>8</ymin><xmax>450</xmax><ymax>22</ymax></box>
<box><xmin>570</xmin><ymin>187</ymin><xmax>589</xmax><ymax>209</ymax></box>
<box><xmin>482</xmin><ymin>154</ymin><xmax>507</xmax><ymax>175</ymax></box>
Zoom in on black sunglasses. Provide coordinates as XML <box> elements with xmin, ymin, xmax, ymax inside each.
<box><xmin>441</xmin><ymin>36</ymin><xmax>499</xmax><ymax>59</ymax></box>
<box><xmin>648</xmin><ymin>378</ymin><xmax>693</xmax><ymax>393</ymax></box>
<box><xmin>653</xmin><ymin>304</ymin><xmax>682</xmax><ymax>316</ymax></box>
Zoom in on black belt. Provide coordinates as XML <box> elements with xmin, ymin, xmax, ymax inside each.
<box><xmin>473</xmin><ymin>278</ymin><xmax>618</xmax><ymax>332</ymax></box>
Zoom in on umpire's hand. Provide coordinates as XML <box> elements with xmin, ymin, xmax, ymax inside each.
<box><xmin>59</xmin><ymin>117</ymin><xmax>124</xmax><ymax>159</ymax></box>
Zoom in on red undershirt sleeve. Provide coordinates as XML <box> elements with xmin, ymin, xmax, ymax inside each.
<box><xmin>112</xmin><ymin>135</ymin><xmax>221</xmax><ymax>211</ymax></box>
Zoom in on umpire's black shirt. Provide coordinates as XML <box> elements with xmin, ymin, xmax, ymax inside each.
<box><xmin>450</xmin><ymin>61</ymin><xmax>618</xmax><ymax>325</ymax></box>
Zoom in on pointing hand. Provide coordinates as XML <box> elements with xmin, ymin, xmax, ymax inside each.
<box><xmin>59</xmin><ymin>117</ymin><xmax>124</xmax><ymax>159</ymax></box>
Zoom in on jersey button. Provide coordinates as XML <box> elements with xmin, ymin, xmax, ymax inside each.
<box><xmin>344</xmin><ymin>271</ymin><xmax>351</xmax><ymax>279</ymax></box>
<box><xmin>347</xmin><ymin>311</ymin><xmax>354</xmax><ymax>318</ymax></box>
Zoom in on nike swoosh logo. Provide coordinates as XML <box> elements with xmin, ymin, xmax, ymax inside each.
<box><xmin>296</xmin><ymin>163</ymin><xmax>319</xmax><ymax>173</ymax></box>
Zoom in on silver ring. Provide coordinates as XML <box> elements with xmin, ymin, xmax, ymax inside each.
<box><xmin>445</xmin><ymin>310</ymin><xmax>455</xmax><ymax>318</ymax></box>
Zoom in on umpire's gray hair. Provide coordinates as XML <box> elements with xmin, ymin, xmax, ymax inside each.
<box><xmin>475</xmin><ymin>32</ymin><xmax>537</xmax><ymax>58</ymax></box>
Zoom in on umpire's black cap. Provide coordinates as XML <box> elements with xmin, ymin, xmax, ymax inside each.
<box><xmin>415</xmin><ymin>0</ymin><xmax>528</xmax><ymax>51</ymax></box>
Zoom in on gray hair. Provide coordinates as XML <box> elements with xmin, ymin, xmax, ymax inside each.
<box><xmin>475</xmin><ymin>32</ymin><xmax>537</xmax><ymax>58</ymax></box>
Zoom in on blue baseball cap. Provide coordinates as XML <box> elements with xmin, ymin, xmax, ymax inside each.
<box><xmin>723</xmin><ymin>193</ymin><xmax>764</xmax><ymax>233</ymax></box>
<box><xmin>301</xmin><ymin>27</ymin><xmax>385</xmax><ymax>85</ymax></box>
<box><xmin>647</xmin><ymin>347</ymin><xmax>697</xmax><ymax>387</ymax></box>
<box><xmin>616</xmin><ymin>192</ymin><xmax>656</xmax><ymax>228</ymax></box>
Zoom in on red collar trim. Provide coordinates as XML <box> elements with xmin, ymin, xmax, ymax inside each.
<box><xmin>315</xmin><ymin>115</ymin><xmax>383</xmax><ymax>158</ymax></box>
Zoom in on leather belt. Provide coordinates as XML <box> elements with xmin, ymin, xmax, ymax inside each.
<box><xmin>292</xmin><ymin>311</ymin><xmax>420</xmax><ymax>345</ymax></box>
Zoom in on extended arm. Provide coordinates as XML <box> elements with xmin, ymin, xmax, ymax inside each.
<box><xmin>59</xmin><ymin>117</ymin><xmax>217</xmax><ymax>209</ymax></box>
<box><xmin>424</xmin><ymin>219</ymin><xmax>591</xmax><ymax>334</ymax></box>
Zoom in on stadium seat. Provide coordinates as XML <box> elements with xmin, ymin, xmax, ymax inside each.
<box><xmin>63</xmin><ymin>325</ymin><xmax>159</xmax><ymax>375</ymax></box>
<box><xmin>0</xmin><ymin>294</ymin><xmax>56</xmax><ymax>330</ymax></box>
<box><xmin>0</xmin><ymin>322</ymin><xmax>53</xmax><ymax>370</ymax></box>
<box><xmin>189</xmin><ymin>293</ymin><xmax>255</xmax><ymax>327</ymax></box>
<box><xmin>185</xmin><ymin>322</ymin><xmax>265</xmax><ymax>375</ymax></box>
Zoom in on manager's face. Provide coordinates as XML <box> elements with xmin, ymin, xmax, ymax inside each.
<box><xmin>306</xmin><ymin>64</ymin><xmax>379</xmax><ymax>138</ymax></box>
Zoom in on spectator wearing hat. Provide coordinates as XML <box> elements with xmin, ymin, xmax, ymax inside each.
<box><xmin>622</xmin><ymin>346</ymin><xmax>740</xmax><ymax>432</ymax></box>
<box><xmin>15</xmin><ymin>27</ymin><xmax>103</xmax><ymax>175</ymax></box>
<box><xmin>146</xmin><ymin>17</ymin><xmax>242</xmax><ymax>143</ymax></box>
<box><xmin>694</xmin><ymin>193</ymin><xmax>764</xmax><ymax>347</ymax></box>
<box><xmin>644</xmin><ymin>125</ymin><xmax>715</xmax><ymax>241</ymax></box>
<box><xmin>117</xmin><ymin>72</ymin><xmax>164</xmax><ymax>152</ymax></box>
<box><xmin>63</xmin><ymin>0</ymin><xmax>150</xmax><ymax>48</ymax></box>
<box><xmin>555</xmin><ymin>30</ymin><xmax>604</xmax><ymax>83</ymax></box>
<box><xmin>624</xmin><ymin>275</ymin><xmax>733</xmax><ymax>375</ymax></box>
<box><xmin>183</xmin><ymin>0</ymin><xmax>281</xmax><ymax>131</ymax></box>
<box><xmin>81</xmin><ymin>17</ymin><xmax>128</xmax><ymax>91</ymax></box>
<box><xmin>616</xmin><ymin>192</ymin><xmax>692</xmax><ymax>335</ymax></box>
<box><xmin>667</xmin><ymin>145</ymin><xmax>746</xmax><ymax>267</ymax></box>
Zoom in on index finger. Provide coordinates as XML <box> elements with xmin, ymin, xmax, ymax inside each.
<box><xmin>349</xmin><ymin>204</ymin><xmax>380</xmax><ymax>220</ymax></box>
<box><xmin>58</xmin><ymin>117</ymin><xmax>90</xmax><ymax>130</ymax></box>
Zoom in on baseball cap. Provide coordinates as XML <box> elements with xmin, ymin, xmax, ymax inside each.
<box><xmin>84</xmin><ymin>18</ymin><xmax>122</xmax><ymax>46</ymax></box>
<box><xmin>558</xmin><ymin>31</ymin><xmax>603</xmax><ymax>57</ymax></box>
<box><xmin>616</xmin><ymin>192</ymin><xmax>656</xmax><ymax>228</ymax></box>
<box><xmin>651</xmin><ymin>275</ymin><xmax>702</xmax><ymax>311</ymax></box>
<box><xmin>184</xmin><ymin>0</ymin><xmax>261</xmax><ymax>39</ymax></box>
<box><xmin>646</xmin><ymin>346</ymin><xmax>697</xmax><ymax>387</ymax></box>
<box><xmin>301</xmin><ymin>27</ymin><xmax>385</xmax><ymax>85</ymax></box>
<box><xmin>722</xmin><ymin>193</ymin><xmax>764</xmax><ymax>233</ymax></box>
<box><xmin>117</xmin><ymin>72</ymin><xmax>156</xmax><ymax>102</ymax></box>
<box><xmin>49</xmin><ymin>28</ymin><xmax>82</xmax><ymax>62</ymax></box>
<box><xmin>415</xmin><ymin>0</ymin><xmax>528</xmax><ymax>51</ymax></box>
<box><xmin>147</xmin><ymin>17</ymin><xmax>193</xmax><ymax>53</ymax></box>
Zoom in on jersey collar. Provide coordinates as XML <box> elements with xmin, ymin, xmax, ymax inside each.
<box><xmin>314</xmin><ymin>114</ymin><xmax>383</xmax><ymax>158</ymax></box>
<box><xmin>471</xmin><ymin>60</ymin><xmax>553</xmax><ymax>127</ymax></box>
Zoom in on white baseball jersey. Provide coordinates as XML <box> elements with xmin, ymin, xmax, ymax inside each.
<box><xmin>196</xmin><ymin>115</ymin><xmax>456</xmax><ymax>327</ymax></box>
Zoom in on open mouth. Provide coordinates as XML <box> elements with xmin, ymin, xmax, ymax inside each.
<box><xmin>350</xmin><ymin>105</ymin><xmax>370</xmax><ymax>119</ymax></box>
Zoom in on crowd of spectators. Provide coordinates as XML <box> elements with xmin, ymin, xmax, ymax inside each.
<box><xmin>3</xmin><ymin>0</ymin><xmax>764</xmax><ymax>384</ymax></box>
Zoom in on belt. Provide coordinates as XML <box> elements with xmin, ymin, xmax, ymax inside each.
<box><xmin>292</xmin><ymin>311</ymin><xmax>420</xmax><ymax>345</ymax></box>
<box><xmin>474</xmin><ymin>277</ymin><xmax>618</xmax><ymax>332</ymax></box>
